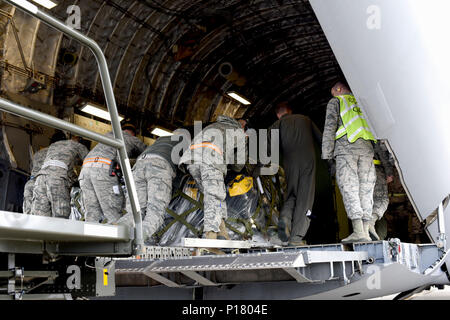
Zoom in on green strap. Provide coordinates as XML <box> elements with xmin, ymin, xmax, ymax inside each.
<box><xmin>178</xmin><ymin>191</ymin><xmax>204</xmax><ymax>208</ymax></box>
<box><xmin>226</xmin><ymin>218</ymin><xmax>254</xmax><ymax>238</ymax></box>
<box><xmin>260</xmin><ymin>175</ymin><xmax>278</xmax><ymax>232</ymax></box>
<box><xmin>156</xmin><ymin>190</ymin><xmax>204</xmax><ymax>238</ymax></box>
<box><xmin>255</xmin><ymin>174</ymin><xmax>283</xmax><ymax>233</ymax></box>
<box><xmin>224</xmin><ymin>220</ymin><xmax>246</xmax><ymax>238</ymax></box>
<box><xmin>157</xmin><ymin>171</ymin><xmax>282</xmax><ymax>240</ymax></box>
<box><xmin>163</xmin><ymin>207</ymin><xmax>202</xmax><ymax>237</ymax></box>
<box><xmin>251</xmin><ymin>201</ymin><xmax>262</xmax><ymax>230</ymax></box>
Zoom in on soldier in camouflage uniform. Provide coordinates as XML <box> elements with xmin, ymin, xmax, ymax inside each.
<box><xmin>382</xmin><ymin>167</ymin><xmax>424</xmax><ymax>243</ymax></box>
<box><xmin>117</xmin><ymin>135</ymin><xmax>181</xmax><ymax>241</ymax></box>
<box><xmin>23</xmin><ymin>147</ymin><xmax>48</xmax><ymax>214</ymax></box>
<box><xmin>31</xmin><ymin>135</ymin><xmax>88</xmax><ymax>218</ymax></box>
<box><xmin>369</xmin><ymin>140</ymin><xmax>394</xmax><ymax>240</ymax></box>
<box><xmin>24</xmin><ymin>131</ymin><xmax>67</xmax><ymax>214</ymax></box>
<box><xmin>179</xmin><ymin>116</ymin><xmax>247</xmax><ymax>240</ymax></box>
<box><xmin>79</xmin><ymin>124</ymin><xmax>146</xmax><ymax>224</ymax></box>
<box><xmin>322</xmin><ymin>81</ymin><xmax>376</xmax><ymax>243</ymax></box>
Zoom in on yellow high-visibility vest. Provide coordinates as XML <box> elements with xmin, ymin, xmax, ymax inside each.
<box><xmin>335</xmin><ymin>94</ymin><xmax>377</xmax><ymax>143</ymax></box>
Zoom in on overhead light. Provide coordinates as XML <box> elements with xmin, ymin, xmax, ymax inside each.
<box><xmin>151</xmin><ymin>127</ymin><xmax>173</xmax><ymax>137</ymax></box>
<box><xmin>226</xmin><ymin>91</ymin><xmax>251</xmax><ymax>105</ymax></box>
<box><xmin>80</xmin><ymin>103</ymin><xmax>124</xmax><ymax>122</ymax></box>
<box><xmin>9</xmin><ymin>0</ymin><xmax>38</xmax><ymax>13</ymax></box>
<box><xmin>31</xmin><ymin>0</ymin><xmax>57</xmax><ymax>9</ymax></box>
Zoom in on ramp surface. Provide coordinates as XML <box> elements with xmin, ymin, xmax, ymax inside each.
<box><xmin>0</xmin><ymin>210</ymin><xmax>131</xmax><ymax>242</ymax></box>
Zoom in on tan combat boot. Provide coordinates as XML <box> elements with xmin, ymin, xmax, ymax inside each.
<box><xmin>203</xmin><ymin>231</ymin><xmax>226</xmax><ymax>255</ymax></box>
<box><xmin>288</xmin><ymin>239</ymin><xmax>307</xmax><ymax>247</ymax></box>
<box><xmin>341</xmin><ymin>219</ymin><xmax>371</xmax><ymax>243</ymax></box>
<box><xmin>367</xmin><ymin>218</ymin><xmax>380</xmax><ymax>241</ymax></box>
<box><xmin>363</xmin><ymin>220</ymin><xmax>373</xmax><ymax>241</ymax></box>
<box><xmin>204</xmin><ymin>231</ymin><xmax>218</xmax><ymax>240</ymax></box>
<box><xmin>218</xmin><ymin>220</ymin><xmax>230</xmax><ymax>240</ymax></box>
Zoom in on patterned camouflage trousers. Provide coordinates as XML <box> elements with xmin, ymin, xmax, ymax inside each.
<box><xmin>187</xmin><ymin>164</ymin><xmax>226</xmax><ymax>233</ymax></box>
<box><xmin>31</xmin><ymin>174</ymin><xmax>71</xmax><ymax>218</ymax></box>
<box><xmin>79</xmin><ymin>166</ymin><xmax>124</xmax><ymax>223</ymax></box>
<box><xmin>335</xmin><ymin>154</ymin><xmax>376</xmax><ymax>221</ymax></box>
<box><xmin>373</xmin><ymin>165</ymin><xmax>389</xmax><ymax>220</ymax></box>
<box><xmin>22</xmin><ymin>178</ymin><xmax>35</xmax><ymax>215</ymax></box>
<box><xmin>117</xmin><ymin>156</ymin><xmax>175</xmax><ymax>240</ymax></box>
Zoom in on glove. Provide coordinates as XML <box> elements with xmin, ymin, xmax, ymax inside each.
<box><xmin>327</xmin><ymin>159</ymin><xmax>336</xmax><ymax>177</ymax></box>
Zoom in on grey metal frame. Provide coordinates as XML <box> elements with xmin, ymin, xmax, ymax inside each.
<box><xmin>116</xmin><ymin>246</ymin><xmax>370</xmax><ymax>289</ymax></box>
<box><xmin>112</xmin><ymin>241</ymin><xmax>450</xmax><ymax>300</ymax></box>
<box><xmin>0</xmin><ymin>0</ymin><xmax>144</xmax><ymax>253</ymax></box>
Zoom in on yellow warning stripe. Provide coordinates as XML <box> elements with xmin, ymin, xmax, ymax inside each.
<box><xmin>103</xmin><ymin>268</ymin><xmax>108</xmax><ymax>286</ymax></box>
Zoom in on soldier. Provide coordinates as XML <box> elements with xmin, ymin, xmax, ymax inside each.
<box><xmin>369</xmin><ymin>140</ymin><xmax>394</xmax><ymax>240</ymax></box>
<box><xmin>382</xmin><ymin>167</ymin><xmax>424</xmax><ymax>243</ymax></box>
<box><xmin>23</xmin><ymin>131</ymin><xmax>66</xmax><ymax>215</ymax></box>
<box><xmin>179</xmin><ymin>115</ymin><xmax>247</xmax><ymax>240</ymax></box>
<box><xmin>117</xmin><ymin>134</ymin><xmax>183</xmax><ymax>241</ymax></box>
<box><xmin>23</xmin><ymin>147</ymin><xmax>48</xmax><ymax>214</ymax></box>
<box><xmin>269</xmin><ymin>102</ymin><xmax>323</xmax><ymax>246</ymax></box>
<box><xmin>79</xmin><ymin>124</ymin><xmax>146</xmax><ymax>224</ymax></box>
<box><xmin>322</xmin><ymin>81</ymin><xmax>377</xmax><ymax>243</ymax></box>
<box><xmin>31</xmin><ymin>133</ymin><xmax>88</xmax><ymax>218</ymax></box>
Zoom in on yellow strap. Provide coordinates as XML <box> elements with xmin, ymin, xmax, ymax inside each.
<box><xmin>373</xmin><ymin>159</ymin><xmax>381</xmax><ymax>165</ymax></box>
<box><xmin>389</xmin><ymin>193</ymin><xmax>407</xmax><ymax>197</ymax></box>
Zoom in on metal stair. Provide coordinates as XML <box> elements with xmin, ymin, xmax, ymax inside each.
<box><xmin>115</xmin><ymin>242</ymin><xmax>370</xmax><ymax>288</ymax></box>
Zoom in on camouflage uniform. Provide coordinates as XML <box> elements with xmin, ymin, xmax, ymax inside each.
<box><xmin>117</xmin><ymin>136</ymin><xmax>179</xmax><ymax>240</ymax></box>
<box><xmin>322</xmin><ymin>97</ymin><xmax>376</xmax><ymax>221</ymax></box>
<box><xmin>31</xmin><ymin>140</ymin><xmax>88</xmax><ymax>218</ymax></box>
<box><xmin>372</xmin><ymin>140</ymin><xmax>393</xmax><ymax>220</ymax></box>
<box><xmin>23</xmin><ymin>147</ymin><xmax>47</xmax><ymax>214</ymax></box>
<box><xmin>382</xmin><ymin>167</ymin><xmax>424</xmax><ymax>242</ymax></box>
<box><xmin>79</xmin><ymin>131</ymin><xmax>146</xmax><ymax>224</ymax></box>
<box><xmin>179</xmin><ymin>116</ymin><xmax>246</xmax><ymax>233</ymax></box>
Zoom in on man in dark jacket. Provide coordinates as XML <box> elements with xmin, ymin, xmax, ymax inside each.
<box><xmin>270</xmin><ymin>102</ymin><xmax>322</xmax><ymax>246</ymax></box>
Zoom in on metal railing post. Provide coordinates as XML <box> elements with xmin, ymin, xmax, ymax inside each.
<box><xmin>3</xmin><ymin>0</ymin><xmax>144</xmax><ymax>253</ymax></box>
<box><xmin>0</xmin><ymin>98</ymin><xmax>125</xmax><ymax>147</ymax></box>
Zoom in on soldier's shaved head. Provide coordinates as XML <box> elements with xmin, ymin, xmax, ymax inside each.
<box><xmin>331</xmin><ymin>81</ymin><xmax>351</xmax><ymax>97</ymax></box>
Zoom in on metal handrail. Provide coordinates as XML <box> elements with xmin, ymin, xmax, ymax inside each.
<box><xmin>1</xmin><ymin>0</ymin><xmax>144</xmax><ymax>253</ymax></box>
